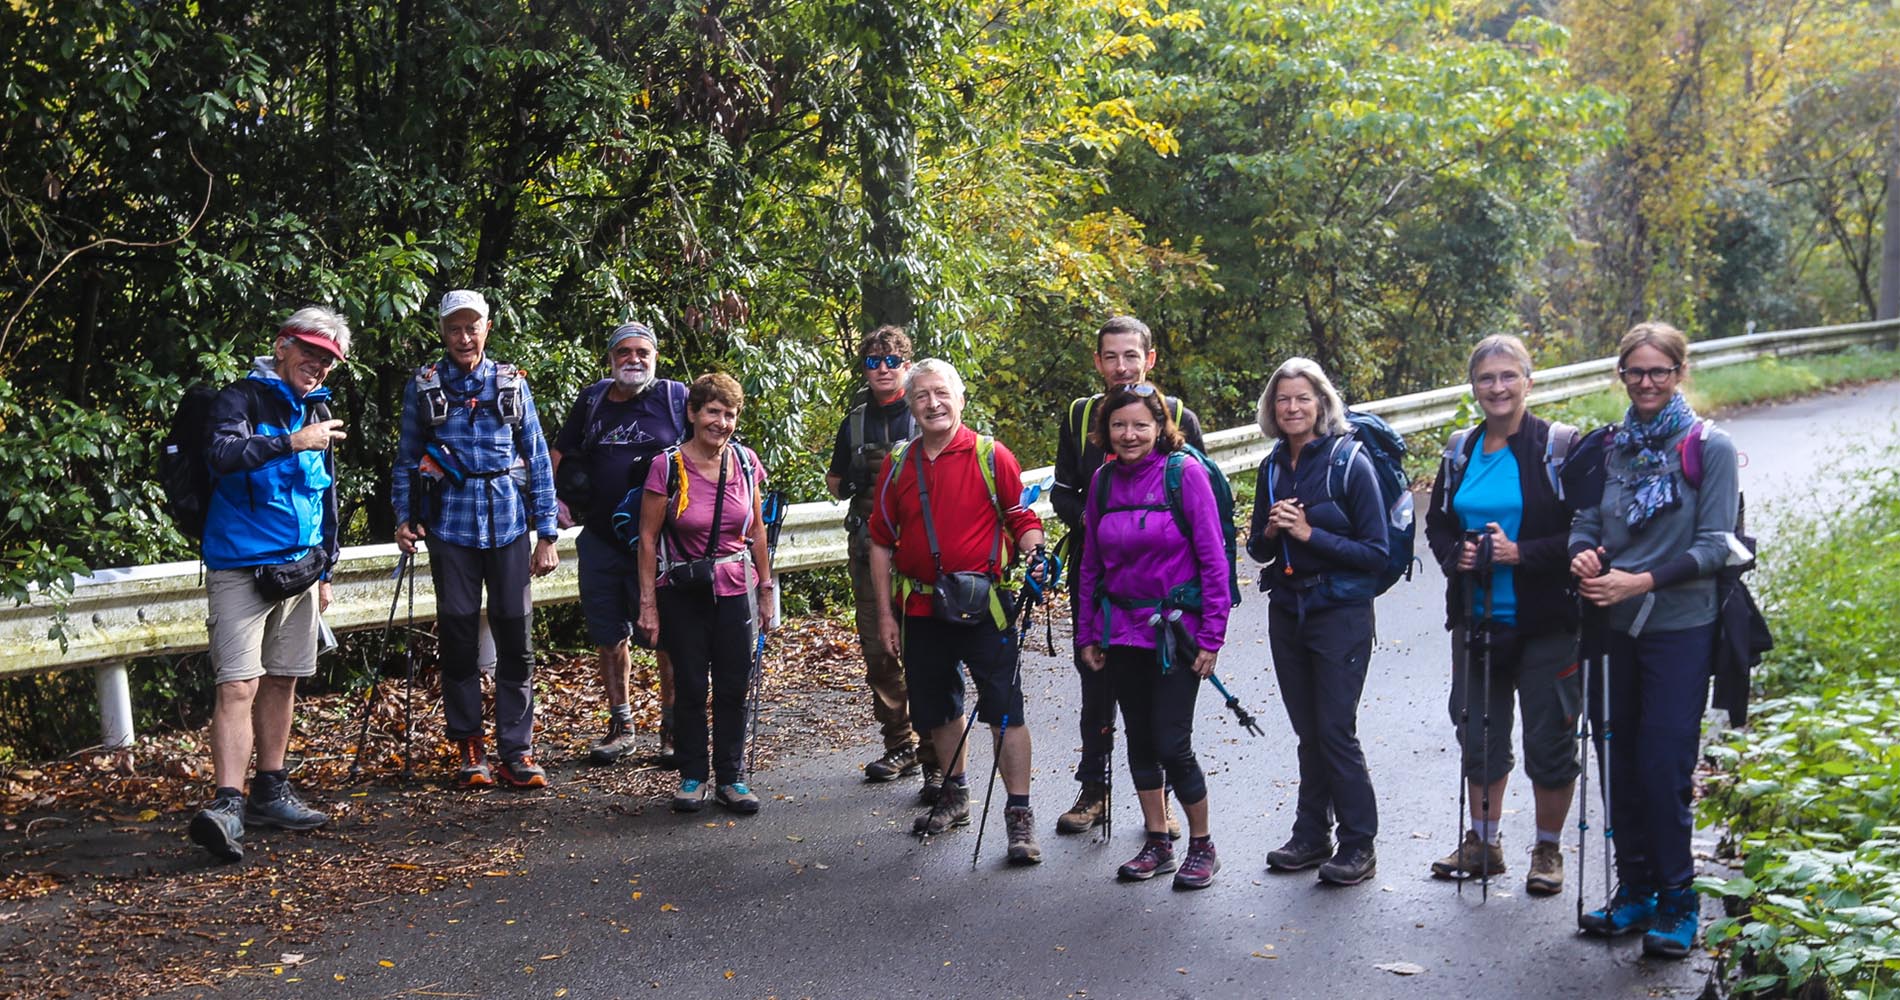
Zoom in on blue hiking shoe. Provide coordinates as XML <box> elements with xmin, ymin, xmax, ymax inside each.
<box><xmin>1579</xmin><ymin>883</ymin><xmax>1657</xmax><ymax>936</ymax></box>
<box><xmin>1643</xmin><ymin>885</ymin><xmax>1700</xmax><ymax>958</ymax></box>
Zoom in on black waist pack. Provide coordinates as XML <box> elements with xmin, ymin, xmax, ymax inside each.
<box><xmin>930</xmin><ymin>571</ymin><xmax>996</xmax><ymax>627</ymax></box>
<box><xmin>254</xmin><ymin>548</ymin><xmax>327</xmax><ymax>603</ymax></box>
<box><xmin>665</xmin><ymin>558</ymin><xmax>717</xmax><ymax>592</ymax></box>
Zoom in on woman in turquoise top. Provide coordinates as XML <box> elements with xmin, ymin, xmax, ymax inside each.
<box><xmin>1424</xmin><ymin>335</ymin><xmax>1583</xmax><ymax>897</ymax></box>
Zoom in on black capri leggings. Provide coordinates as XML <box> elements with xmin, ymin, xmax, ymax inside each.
<box><xmin>1106</xmin><ymin>645</ymin><xmax>1207</xmax><ymax>805</ymax></box>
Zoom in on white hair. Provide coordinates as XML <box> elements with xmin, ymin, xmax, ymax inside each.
<box><xmin>1256</xmin><ymin>356</ymin><xmax>1350</xmax><ymax>440</ymax></box>
<box><xmin>903</xmin><ymin>358</ymin><xmax>965</xmax><ymax>399</ymax></box>
<box><xmin>278</xmin><ymin>305</ymin><xmax>353</xmax><ymax>358</ymax></box>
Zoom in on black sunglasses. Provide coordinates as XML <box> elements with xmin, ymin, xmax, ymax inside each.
<box><xmin>862</xmin><ymin>354</ymin><xmax>906</xmax><ymax>371</ymax></box>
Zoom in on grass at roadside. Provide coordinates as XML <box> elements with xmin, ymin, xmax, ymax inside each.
<box><xmin>1696</xmin><ymin>442</ymin><xmax>1900</xmax><ymax>998</ymax></box>
<box><xmin>1543</xmin><ymin>346</ymin><xmax>1900</xmax><ymax>430</ymax></box>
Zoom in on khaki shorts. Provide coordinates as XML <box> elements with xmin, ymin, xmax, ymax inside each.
<box><xmin>206</xmin><ymin>568</ymin><xmax>321</xmax><ymax>685</ymax></box>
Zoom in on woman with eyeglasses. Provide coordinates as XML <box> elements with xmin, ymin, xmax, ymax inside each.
<box><xmin>1422</xmin><ymin>334</ymin><xmax>1581</xmax><ymax>895</ymax></box>
<box><xmin>1569</xmin><ymin>321</ymin><xmax>1738</xmax><ymax>958</ymax></box>
<box><xmin>1075</xmin><ymin>382</ymin><xmax>1231</xmax><ymax>889</ymax></box>
<box><xmin>1247</xmin><ymin>358</ymin><xmax>1388</xmax><ymax>887</ymax></box>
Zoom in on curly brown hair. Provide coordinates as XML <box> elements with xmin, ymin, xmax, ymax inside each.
<box><xmin>686</xmin><ymin>372</ymin><xmax>744</xmax><ymax>414</ymax></box>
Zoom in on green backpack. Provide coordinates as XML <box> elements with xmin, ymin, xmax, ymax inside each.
<box><xmin>1092</xmin><ymin>443</ymin><xmax>1241</xmax><ymax>606</ymax></box>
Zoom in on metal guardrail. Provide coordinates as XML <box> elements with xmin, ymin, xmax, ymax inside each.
<box><xmin>6</xmin><ymin>318</ymin><xmax>1895</xmax><ymax>746</ymax></box>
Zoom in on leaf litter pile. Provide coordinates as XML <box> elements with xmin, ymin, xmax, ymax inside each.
<box><xmin>0</xmin><ymin>615</ymin><xmax>866</xmax><ymax>998</ymax></box>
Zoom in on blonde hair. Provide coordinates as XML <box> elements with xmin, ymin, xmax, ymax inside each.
<box><xmin>1257</xmin><ymin>357</ymin><xmax>1350</xmax><ymax>440</ymax></box>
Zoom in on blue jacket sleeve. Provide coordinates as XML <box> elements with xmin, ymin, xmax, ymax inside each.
<box><xmin>1302</xmin><ymin>449</ymin><xmax>1389</xmax><ymax>573</ymax></box>
<box><xmin>205</xmin><ymin>383</ymin><xmax>292</xmax><ymax>475</ymax></box>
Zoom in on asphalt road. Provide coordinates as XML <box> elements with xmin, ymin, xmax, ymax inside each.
<box><xmin>169</xmin><ymin>380</ymin><xmax>1900</xmax><ymax>1000</ymax></box>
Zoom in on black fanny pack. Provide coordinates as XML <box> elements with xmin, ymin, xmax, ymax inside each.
<box><xmin>666</xmin><ymin>558</ymin><xmax>718</xmax><ymax>592</ymax></box>
<box><xmin>930</xmin><ymin>571</ymin><xmax>995</xmax><ymax>627</ymax></box>
<box><xmin>254</xmin><ymin>548</ymin><xmax>327</xmax><ymax>603</ymax></box>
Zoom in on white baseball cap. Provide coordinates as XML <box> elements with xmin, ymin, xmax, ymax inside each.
<box><xmin>439</xmin><ymin>289</ymin><xmax>490</xmax><ymax>320</ymax></box>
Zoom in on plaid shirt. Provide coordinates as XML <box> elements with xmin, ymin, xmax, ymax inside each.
<box><xmin>391</xmin><ymin>356</ymin><xmax>558</xmax><ymax>549</ymax></box>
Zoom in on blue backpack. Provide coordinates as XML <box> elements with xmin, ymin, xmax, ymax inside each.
<box><xmin>1265</xmin><ymin>410</ymin><xmax>1415</xmax><ymax>596</ymax></box>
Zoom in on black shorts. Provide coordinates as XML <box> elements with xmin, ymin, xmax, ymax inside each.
<box><xmin>577</xmin><ymin>526</ymin><xmax>652</xmax><ymax>650</ymax></box>
<box><xmin>902</xmin><ymin>615</ymin><xmax>1025</xmax><ymax>730</ymax></box>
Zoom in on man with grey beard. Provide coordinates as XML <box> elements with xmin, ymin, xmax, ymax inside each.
<box><xmin>552</xmin><ymin>322</ymin><xmax>689</xmax><ymax>765</ymax></box>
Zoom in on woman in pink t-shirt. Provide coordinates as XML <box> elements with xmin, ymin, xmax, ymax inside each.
<box><xmin>636</xmin><ymin>373</ymin><xmax>775</xmax><ymax>815</ymax></box>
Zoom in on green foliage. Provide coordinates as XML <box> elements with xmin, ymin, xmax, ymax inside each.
<box><xmin>1699</xmin><ymin>444</ymin><xmax>1900</xmax><ymax>997</ymax></box>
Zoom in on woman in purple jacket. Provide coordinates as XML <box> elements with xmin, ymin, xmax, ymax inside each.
<box><xmin>1077</xmin><ymin>382</ymin><xmax>1232</xmax><ymax>889</ymax></box>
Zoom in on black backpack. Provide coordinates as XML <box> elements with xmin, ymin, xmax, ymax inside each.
<box><xmin>158</xmin><ymin>383</ymin><xmax>225</xmax><ymax>540</ymax></box>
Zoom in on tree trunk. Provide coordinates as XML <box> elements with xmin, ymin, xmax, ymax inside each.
<box><xmin>1878</xmin><ymin>84</ymin><xmax>1900</xmax><ymax>336</ymax></box>
<box><xmin>856</xmin><ymin>4</ymin><xmax>917</xmax><ymax>334</ymax></box>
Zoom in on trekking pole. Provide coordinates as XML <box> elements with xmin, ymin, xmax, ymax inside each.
<box><xmin>1206</xmin><ymin>674</ymin><xmax>1265</xmax><ymax>737</ymax></box>
<box><xmin>401</xmin><ymin>553</ymin><xmax>417</xmax><ymax>781</ymax></box>
<box><xmin>1595</xmin><ymin>560</ymin><xmax>1614</xmax><ymax>917</ymax></box>
<box><xmin>349</xmin><ymin>552</ymin><xmax>411</xmax><ymax>779</ymax></box>
<box><xmin>1476</xmin><ymin>532</ymin><xmax>1495</xmax><ymax>901</ymax></box>
<box><xmin>1456</xmin><ymin>566</ymin><xmax>1473</xmax><ymax>897</ymax></box>
<box><xmin>744</xmin><ymin>491</ymin><xmax>789</xmax><ymax>776</ymax></box>
<box><xmin>973</xmin><ymin>550</ymin><xmax>1044</xmax><ymax>866</ymax></box>
<box><xmin>1573</xmin><ymin>591</ymin><xmax>1591</xmax><ymax>927</ymax></box>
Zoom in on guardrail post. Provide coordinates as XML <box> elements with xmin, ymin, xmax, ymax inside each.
<box><xmin>93</xmin><ymin>661</ymin><xmax>135</xmax><ymax>749</ymax></box>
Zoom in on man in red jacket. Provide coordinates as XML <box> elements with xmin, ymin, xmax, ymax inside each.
<box><xmin>868</xmin><ymin>359</ymin><xmax>1049</xmax><ymax>865</ymax></box>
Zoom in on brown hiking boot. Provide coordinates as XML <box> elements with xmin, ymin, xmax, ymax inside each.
<box><xmin>1164</xmin><ymin>797</ymin><xmax>1181</xmax><ymax>840</ymax></box>
<box><xmin>1526</xmin><ymin>840</ymin><xmax>1565</xmax><ymax>896</ymax></box>
<box><xmin>1430</xmin><ymin>830</ymin><xmax>1506</xmax><ymax>880</ymax></box>
<box><xmin>1005</xmin><ymin>806</ymin><xmax>1042</xmax><ymax>865</ymax></box>
<box><xmin>912</xmin><ymin>780</ymin><xmax>971</xmax><ymax>836</ymax></box>
<box><xmin>1056</xmin><ymin>781</ymin><xmax>1108</xmax><ymax>834</ymax></box>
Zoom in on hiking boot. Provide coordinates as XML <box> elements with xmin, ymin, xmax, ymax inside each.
<box><xmin>716</xmin><ymin>782</ymin><xmax>761</xmax><ymax>815</ymax></box>
<box><xmin>1526</xmin><ymin>840</ymin><xmax>1564</xmax><ymax>896</ymax></box>
<box><xmin>1580</xmin><ymin>883</ymin><xmax>1657</xmax><ymax>936</ymax></box>
<box><xmin>588</xmin><ymin>716</ymin><xmax>638</xmax><ymax>765</ymax></box>
<box><xmin>1117</xmin><ymin>836</ymin><xmax>1178</xmax><ymax>881</ymax></box>
<box><xmin>654</xmin><ymin>721</ymin><xmax>678</xmax><ymax>771</ymax></box>
<box><xmin>919</xmin><ymin>764</ymin><xmax>944</xmax><ymax>805</ymax></box>
<box><xmin>1429</xmin><ymin>830</ymin><xmax>1506</xmax><ymax>880</ymax></box>
<box><xmin>1056</xmin><ymin>781</ymin><xmax>1109</xmax><ymax>834</ymax></box>
<box><xmin>1317</xmin><ymin>844</ymin><xmax>1377</xmax><ymax>885</ymax></box>
<box><xmin>1266</xmin><ymin>836</ymin><xmax>1333</xmax><ymax>872</ymax></box>
<box><xmin>495</xmin><ymin>753</ymin><xmax>548</xmax><ymax>789</ymax></box>
<box><xmin>1004</xmin><ymin>806</ymin><xmax>1042</xmax><ymax>865</ymax></box>
<box><xmin>244</xmin><ymin>783</ymin><xmax>328</xmax><ymax>831</ymax></box>
<box><xmin>1164</xmin><ymin>797</ymin><xmax>1182</xmax><ymax>840</ymax></box>
<box><xmin>188</xmin><ymin>795</ymin><xmax>245</xmax><ymax>863</ymax></box>
<box><xmin>863</xmin><ymin>744</ymin><xmax>920</xmax><ymax>782</ymax></box>
<box><xmin>1173</xmin><ymin>839</ymin><xmax>1220</xmax><ymax>890</ymax></box>
<box><xmin>454</xmin><ymin>737</ymin><xmax>494</xmax><ymax>788</ymax></box>
<box><xmin>912</xmin><ymin>781</ymin><xmax>971</xmax><ymax>835</ymax></box>
<box><xmin>1643</xmin><ymin>885</ymin><xmax>1701</xmax><ymax>958</ymax></box>
<box><xmin>671</xmin><ymin>778</ymin><xmax>706</xmax><ymax>812</ymax></box>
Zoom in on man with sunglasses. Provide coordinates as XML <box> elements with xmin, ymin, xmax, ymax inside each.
<box><xmin>826</xmin><ymin>326</ymin><xmax>940</xmax><ymax>797</ymax></box>
<box><xmin>1049</xmin><ymin>315</ymin><xmax>1205</xmax><ymax>837</ymax></box>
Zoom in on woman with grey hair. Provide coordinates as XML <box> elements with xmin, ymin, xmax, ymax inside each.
<box><xmin>1246</xmin><ymin>357</ymin><xmax>1388</xmax><ymax>886</ymax></box>
<box><xmin>1423</xmin><ymin>334</ymin><xmax>1582</xmax><ymax>895</ymax></box>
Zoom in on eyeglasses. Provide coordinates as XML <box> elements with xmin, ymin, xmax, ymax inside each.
<box><xmin>1618</xmin><ymin>364</ymin><xmax>1681</xmax><ymax>385</ymax></box>
<box><xmin>1473</xmin><ymin>371</ymin><xmax>1523</xmax><ymax>390</ymax></box>
<box><xmin>1124</xmin><ymin>382</ymin><xmax>1157</xmax><ymax>397</ymax></box>
<box><xmin>862</xmin><ymin>354</ymin><xmax>905</xmax><ymax>371</ymax></box>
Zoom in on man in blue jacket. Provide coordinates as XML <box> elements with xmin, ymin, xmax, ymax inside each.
<box><xmin>188</xmin><ymin>306</ymin><xmax>350</xmax><ymax>863</ymax></box>
<box><xmin>393</xmin><ymin>290</ymin><xmax>560</xmax><ymax>790</ymax></box>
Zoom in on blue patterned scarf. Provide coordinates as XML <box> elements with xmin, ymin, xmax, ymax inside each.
<box><xmin>1611</xmin><ymin>391</ymin><xmax>1696</xmax><ymax>531</ymax></box>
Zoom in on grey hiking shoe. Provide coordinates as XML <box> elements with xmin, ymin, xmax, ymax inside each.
<box><xmin>244</xmin><ymin>783</ymin><xmax>328</xmax><ymax>831</ymax></box>
<box><xmin>863</xmin><ymin>744</ymin><xmax>919</xmax><ymax>782</ymax></box>
<box><xmin>1526</xmin><ymin>840</ymin><xmax>1564</xmax><ymax>896</ymax></box>
<box><xmin>1430</xmin><ymin>830</ymin><xmax>1506</xmax><ymax>880</ymax></box>
<box><xmin>1004</xmin><ymin>805</ymin><xmax>1042</xmax><ymax>865</ymax></box>
<box><xmin>716</xmin><ymin>782</ymin><xmax>761</xmax><ymax>815</ymax></box>
<box><xmin>588</xmin><ymin>716</ymin><xmax>638</xmax><ymax>765</ymax></box>
<box><xmin>189</xmin><ymin>795</ymin><xmax>245</xmax><ymax>863</ymax></box>
<box><xmin>912</xmin><ymin>781</ymin><xmax>970</xmax><ymax>835</ymax></box>
<box><xmin>1317</xmin><ymin>844</ymin><xmax>1377</xmax><ymax>886</ymax></box>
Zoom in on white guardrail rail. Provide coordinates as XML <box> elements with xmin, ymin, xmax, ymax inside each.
<box><xmin>7</xmin><ymin>319</ymin><xmax>1896</xmax><ymax>746</ymax></box>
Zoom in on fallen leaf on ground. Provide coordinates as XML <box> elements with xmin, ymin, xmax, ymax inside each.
<box><xmin>1375</xmin><ymin>961</ymin><xmax>1425</xmax><ymax>975</ymax></box>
